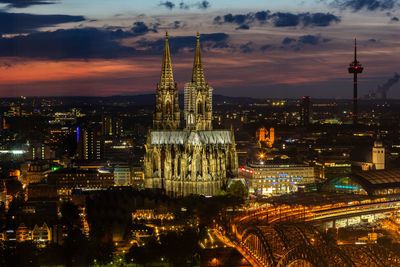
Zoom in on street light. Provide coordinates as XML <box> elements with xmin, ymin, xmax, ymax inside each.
<box><xmin>211</xmin><ymin>257</ymin><xmax>219</xmax><ymax>267</ymax></box>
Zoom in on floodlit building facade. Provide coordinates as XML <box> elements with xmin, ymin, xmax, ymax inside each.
<box><xmin>32</xmin><ymin>223</ymin><xmax>51</xmax><ymax>242</ymax></box>
<box><xmin>239</xmin><ymin>163</ymin><xmax>315</xmax><ymax>195</ymax></box>
<box><xmin>144</xmin><ymin>33</ymin><xmax>238</xmax><ymax>197</ymax></box>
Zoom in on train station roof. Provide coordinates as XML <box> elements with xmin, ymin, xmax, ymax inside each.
<box><xmin>323</xmin><ymin>169</ymin><xmax>400</xmax><ymax>196</ymax></box>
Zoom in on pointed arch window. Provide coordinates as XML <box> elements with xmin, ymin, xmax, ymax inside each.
<box><xmin>166</xmin><ymin>101</ymin><xmax>172</xmax><ymax>115</ymax></box>
<box><xmin>197</xmin><ymin>101</ymin><xmax>203</xmax><ymax>115</ymax></box>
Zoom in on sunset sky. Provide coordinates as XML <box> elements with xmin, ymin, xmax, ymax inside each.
<box><xmin>0</xmin><ymin>0</ymin><xmax>399</xmax><ymax>98</ymax></box>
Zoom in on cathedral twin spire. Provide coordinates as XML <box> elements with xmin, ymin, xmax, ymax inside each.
<box><xmin>192</xmin><ymin>33</ymin><xmax>206</xmax><ymax>87</ymax></box>
<box><xmin>155</xmin><ymin>32</ymin><xmax>211</xmax><ymax>131</ymax></box>
<box><xmin>159</xmin><ymin>32</ymin><xmax>175</xmax><ymax>90</ymax></box>
<box><xmin>154</xmin><ymin>32</ymin><xmax>180</xmax><ymax>130</ymax></box>
<box><xmin>159</xmin><ymin>32</ymin><xmax>205</xmax><ymax>89</ymax></box>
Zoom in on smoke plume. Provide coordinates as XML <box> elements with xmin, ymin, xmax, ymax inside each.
<box><xmin>377</xmin><ymin>72</ymin><xmax>400</xmax><ymax>99</ymax></box>
<box><xmin>365</xmin><ymin>72</ymin><xmax>400</xmax><ymax>99</ymax></box>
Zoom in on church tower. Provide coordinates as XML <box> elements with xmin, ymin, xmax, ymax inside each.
<box><xmin>144</xmin><ymin>32</ymin><xmax>238</xmax><ymax>197</ymax></box>
<box><xmin>184</xmin><ymin>33</ymin><xmax>213</xmax><ymax>130</ymax></box>
<box><xmin>372</xmin><ymin>137</ymin><xmax>385</xmax><ymax>170</ymax></box>
<box><xmin>153</xmin><ymin>32</ymin><xmax>180</xmax><ymax>130</ymax></box>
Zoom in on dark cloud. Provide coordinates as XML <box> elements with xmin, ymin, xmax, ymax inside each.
<box><xmin>136</xmin><ymin>33</ymin><xmax>230</xmax><ymax>54</ymax></box>
<box><xmin>222</xmin><ymin>13</ymin><xmax>250</xmax><ymax>24</ymax></box>
<box><xmin>298</xmin><ymin>35</ymin><xmax>321</xmax><ymax>45</ymax></box>
<box><xmin>159</xmin><ymin>1</ymin><xmax>210</xmax><ymax>10</ymax></box>
<box><xmin>281</xmin><ymin>34</ymin><xmax>331</xmax><ymax>50</ymax></box>
<box><xmin>260</xmin><ymin>44</ymin><xmax>274</xmax><ymax>52</ymax></box>
<box><xmin>272</xmin><ymin>12</ymin><xmax>340</xmax><ymax>27</ymax></box>
<box><xmin>131</xmin><ymin>21</ymin><xmax>158</xmax><ymax>35</ymax></box>
<box><xmin>0</xmin><ymin>28</ymin><xmax>135</xmax><ymax>59</ymax></box>
<box><xmin>159</xmin><ymin>1</ymin><xmax>175</xmax><ymax>9</ymax></box>
<box><xmin>0</xmin><ymin>62</ymin><xmax>11</xmax><ymax>69</ymax></box>
<box><xmin>171</xmin><ymin>20</ymin><xmax>183</xmax><ymax>29</ymax></box>
<box><xmin>330</xmin><ymin>0</ymin><xmax>398</xmax><ymax>12</ymax></box>
<box><xmin>302</xmin><ymin>13</ymin><xmax>341</xmax><ymax>26</ymax></box>
<box><xmin>0</xmin><ymin>22</ymin><xmax>163</xmax><ymax>59</ymax></box>
<box><xmin>368</xmin><ymin>38</ymin><xmax>378</xmax><ymax>42</ymax></box>
<box><xmin>235</xmin><ymin>24</ymin><xmax>250</xmax><ymax>30</ymax></box>
<box><xmin>214</xmin><ymin>16</ymin><xmax>222</xmax><ymax>24</ymax></box>
<box><xmin>272</xmin><ymin>12</ymin><xmax>301</xmax><ymax>26</ymax></box>
<box><xmin>239</xmin><ymin>42</ymin><xmax>254</xmax><ymax>53</ymax></box>
<box><xmin>179</xmin><ymin>2</ymin><xmax>189</xmax><ymax>9</ymax></box>
<box><xmin>214</xmin><ymin>11</ymin><xmax>340</xmax><ymax>29</ymax></box>
<box><xmin>106</xmin><ymin>21</ymin><xmax>157</xmax><ymax>38</ymax></box>
<box><xmin>255</xmin><ymin>11</ymin><xmax>270</xmax><ymax>21</ymax></box>
<box><xmin>0</xmin><ymin>0</ymin><xmax>55</xmax><ymax>8</ymax></box>
<box><xmin>282</xmin><ymin>37</ymin><xmax>296</xmax><ymax>45</ymax></box>
<box><xmin>196</xmin><ymin>1</ymin><xmax>210</xmax><ymax>9</ymax></box>
<box><xmin>0</xmin><ymin>11</ymin><xmax>85</xmax><ymax>34</ymax></box>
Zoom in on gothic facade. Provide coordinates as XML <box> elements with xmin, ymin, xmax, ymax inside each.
<box><xmin>144</xmin><ymin>33</ymin><xmax>238</xmax><ymax>197</ymax></box>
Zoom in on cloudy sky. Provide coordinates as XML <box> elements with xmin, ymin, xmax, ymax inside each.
<box><xmin>0</xmin><ymin>0</ymin><xmax>399</xmax><ymax>98</ymax></box>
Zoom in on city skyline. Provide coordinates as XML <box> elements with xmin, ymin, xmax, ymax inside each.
<box><xmin>0</xmin><ymin>0</ymin><xmax>399</xmax><ymax>98</ymax></box>
<box><xmin>2</xmin><ymin>3</ymin><xmax>400</xmax><ymax>263</ymax></box>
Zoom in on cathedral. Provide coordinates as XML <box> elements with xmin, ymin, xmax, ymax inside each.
<box><xmin>143</xmin><ymin>33</ymin><xmax>238</xmax><ymax>197</ymax></box>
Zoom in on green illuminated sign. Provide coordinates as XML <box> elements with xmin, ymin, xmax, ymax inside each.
<box><xmin>334</xmin><ymin>185</ymin><xmax>359</xmax><ymax>190</ymax></box>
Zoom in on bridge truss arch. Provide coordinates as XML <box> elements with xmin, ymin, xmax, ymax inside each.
<box><xmin>238</xmin><ymin>222</ymin><xmax>400</xmax><ymax>267</ymax></box>
<box><xmin>242</xmin><ymin>226</ymin><xmax>277</xmax><ymax>266</ymax></box>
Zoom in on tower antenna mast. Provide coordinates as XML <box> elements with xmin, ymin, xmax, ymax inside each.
<box><xmin>348</xmin><ymin>38</ymin><xmax>363</xmax><ymax>125</ymax></box>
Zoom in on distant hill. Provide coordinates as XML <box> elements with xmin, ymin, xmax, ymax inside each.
<box><xmin>111</xmin><ymin>94</ymin><xmax>259</xmax><ymax>106</ymax></box>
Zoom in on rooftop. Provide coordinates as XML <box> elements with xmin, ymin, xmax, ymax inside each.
<box><xmin>354</xmin><ymin>169</ymin><xmax>400</xmax><ymax>186</ymax></box>
<box><xmin>150</xmin><ymin>130</ymin><xmax>233</xmax><ymax>145</ymax></box>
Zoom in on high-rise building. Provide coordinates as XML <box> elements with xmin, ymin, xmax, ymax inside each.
<box><xmin>300</xmin><ymin>96</ymin><xmax>312</xmax><ymax>126</ymax></box>
<box><xmin>77</xmin><ymin>125</ymin><xmax>104</xmax><ymax>160</ymax></box>
<box><xmin>372</xmin><ymin>138</ymin><xmax>385</xmax><ymax>170</ymax></box>
<box><xmin>114</xmin><ymin>164</ymin><xmax>131</xmax><ymax>186</ymax></box>
<box><xmin>102</xmin><ymin>115</ymin><xmax>123</xmax><ymax>137</ymax></box>
<box><xmin>144</xmin><ymin>33</ymin><xmax>238</xmax><ymax>197</ymax></box>
<box><xmin>27</xmin><ymin>143</ymin><xmax>54</xmax><ymax>160</ymax></box>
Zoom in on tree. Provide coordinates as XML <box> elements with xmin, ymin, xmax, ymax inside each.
<box><xmin>215</xmin><ymin>189</ymin><xmax>227</xmax><ymax>196</ymax></box>
<box><xmin>159</xmin><ymin>228</ymin><xmax>201</xmax><ymax>266</ymax></box>
<box><xmin>125</xmin><ymin>238</ymin><xmax>161</xmax><ymax>266</ymax></box>
<box><xmin>5</xmin><ymin>179</ymin><xmax>22</xmax><ymax>196</ymax></box>
<box><xmin>227</xmin><ymin>180</ymin><xmax>248</xmax><ymax>201</ymax></box>
<box><xmin>60</xmin><ymin>201</ymin><xmax>81</xmax><ymax>230</ymax></box>
<box><xmin>0</xmin><ymin>202</ymin><xmax>6</xmax><ymax>230</ymax></box>
<box><xmin>1</xmin><ymin>241</ymin><xmax>39</xmax><ymax>266</ymax></box>
<box><xmin>63</xmin><ymin>228</ymin><xmax>91</xmax><ymax>267</ymax></box>
<box><xmin>89</xmin><ymin>241</ymin><xmax>115</xmax><ymax>266</ymax></box>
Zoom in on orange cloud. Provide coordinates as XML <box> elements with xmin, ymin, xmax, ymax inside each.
<box><xmin>0</xmin><ymin>58</ymin><xmax>158</xmax><ymax>85</ymax></box>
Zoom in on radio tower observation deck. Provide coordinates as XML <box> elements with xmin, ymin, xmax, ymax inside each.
<box><xmin>348</xmin><ymin>38</ymin><xmax>363</xmax><ymax>125</ymax></box>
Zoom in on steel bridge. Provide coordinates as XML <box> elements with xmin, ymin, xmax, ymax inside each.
<box><xmin>237</xmin><ymin>222</ymin><xmax>400</xmax><ymax>266</ymax></box>
<box><xmin>225</xmin><ymin>200</ymin><xmax>400</xmax><ymax>266</ymax></box>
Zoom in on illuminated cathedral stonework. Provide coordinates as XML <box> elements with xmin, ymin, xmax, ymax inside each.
<box><xmin>144</xmin><ymin>33</ymin><xmax>238</xmax><ymax>196</ymax></box>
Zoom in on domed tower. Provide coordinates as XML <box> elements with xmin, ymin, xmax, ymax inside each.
<box><xmin>372</xmin><ymin>137</ymin><xmax>385</xmax><ymax>170</ymax></box>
